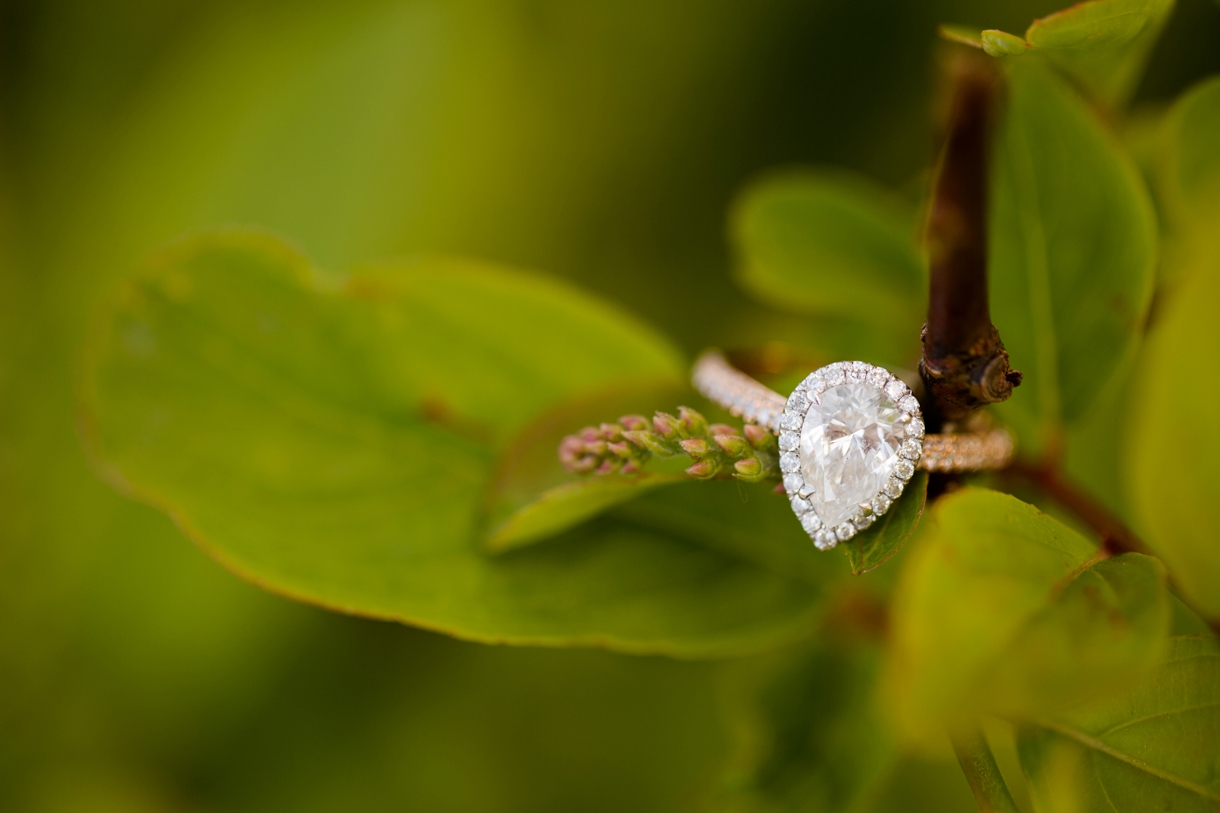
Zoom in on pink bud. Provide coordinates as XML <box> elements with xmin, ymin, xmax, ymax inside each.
<box><xmin>714</xmin><ymin>434</ymin><xmax>751</xmax><ymax>457</ymax></box>
<box><xmin>679</xmin><ymin>438</ymin><xmax>709</xmax><ymax>459</ymax></box>
<box><xmin>559</xmin><ymin>435</ymin><xmax>583</xmax><ymax>464</ymax></box>
<box><xmin>653</xmin><ymin>412</ymin><xmax>679</xmax><ymax>439</ymax></box>
<box><xmin>734</xmin><ymin>458</ymin><xmax>762</xmax><ymax>478</ymax></box>
<box><xmin>743</xmin><ymin>424</ymin><xmax>769</xmax><ymax>447</ymax></box>
<box><xmin>619</xmin><ymin>415</ymin><xmax>649</xmax><ymax>431</ymax></box>
<box><xmin>677</xmin><ymin>406</ymin><xmax>708</xmax><ymax>436</ymax></box>
<box><xmin>570</xmin><ymin>456</ymin><xmax>598</xmax><ymax>474</ymax></box>
<box><xmin>708</xmin><ymin>423</ymin><xmax>738</xmax><ymax>437</ymax></box>
<box><xmin>596</xmin><ymin>458</ymin><xmax>621</xmax><ymax>475</ymax></box>
<box><xmin>685</xmin><ymin>459</ymin><xmax>718</xmax><ymax>479</ymax></box>
<box><xmin>607</xmin><ymin>441</ymin><xmax>633</xmax><ymax>459</ymax></box>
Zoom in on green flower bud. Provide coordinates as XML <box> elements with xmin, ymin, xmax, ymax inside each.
<box><xmin>734</xmin><ymin>458</ymin><xmax>763</xmax><ymax>481</ymax></box>
<box><xmin>606</xmin><ymin>441</ymin><xmax>634</xmax><ymax>459</ymax></box>
<box><xmin>679</xmin><ymin>438</ymin><xmax>709</xmax><ymax>459</ymax></box>
<box><xmin>652</xmin><ymin>412</ymin><xmax>680</xmax><ymax>439</ymax></box>
<box><xmin>713</xmin><ymin>434</ymin><xmax>751</xmax><ymax>458</ymax></box>
<box><xmin>677</xmin><ymin>406</ymin><xmax>709</xmax><ymax>437</ymax></box>
<box><xmin>599</xmin><ymin>423</ymin><xmax>624</xmax><ymax>442</ymax></box>
<box><xmin>685</xmin><ymin>459</ymin><xmax>719</xmax><ymax>479</ymax></box>
<box><xmin>624</xmin><ymin>430</ymin><xmax>675</xmax><ymax>458</ymax></box>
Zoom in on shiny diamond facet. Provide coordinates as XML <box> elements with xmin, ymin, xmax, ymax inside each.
<box><xmin>799</xmin><ymin>380</ymin><xmax>913</xmax><ymax>528</ymax></box>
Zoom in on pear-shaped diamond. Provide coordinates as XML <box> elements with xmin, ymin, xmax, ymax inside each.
<box><xmin>799</xmin><ymin>381</ymin><xmax>912</xmax><ymax>528</ymax></box>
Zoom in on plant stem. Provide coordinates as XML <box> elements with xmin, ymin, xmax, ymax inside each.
<box><xmin>920</xmin><ymin>55</ymin><xmax>1022</xmax><ymax>425</ymax></box>
<box><xmin>949</xmin><ymin>726</ymin><xmax>1021</xmax><ymax>813</ymax></box>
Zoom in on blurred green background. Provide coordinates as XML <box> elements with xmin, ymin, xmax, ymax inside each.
<box><xmin>3</xmin><ymin>1</ymin><xmax>1219</xmax><ymax>810</ymax></box>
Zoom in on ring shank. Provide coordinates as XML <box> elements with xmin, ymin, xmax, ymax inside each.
<box><xmin>691</xmin><ymin>351</ymin><xmax>1013</xmax><ymax>472</ymax></box>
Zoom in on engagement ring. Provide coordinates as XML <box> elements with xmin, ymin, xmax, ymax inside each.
<box><xmin>692</xmin><ymin>351</ymin><xmax>1013</xmax><ymax>550</ymax></box>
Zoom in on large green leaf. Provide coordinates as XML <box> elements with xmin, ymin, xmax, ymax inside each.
<box><xmin>80</xmin><ymin>230</ymin><xmax>839</xmax><ymax>657</ymax></box>
<box><xmin>715</xmin><ymin>641</ymin><xmax>898</xmax><ymax>812</ymax></box>
<box><xmin>989</xmin><ymin>63</ymin><xmax>1157</xmax><ymax>455</ymax></box>
<box><xmin>714</xmin><ymin>638</ymin><xmax>984</xmax><ymax>813</ymax></box>
<box><xmin>1017</xmin><ymin>635</ymin><xmax>1220</xmax><ymax>812</ymax></box>
<box><xmin>942</xmin><ymin>0</ymin><xmax>1174</xmax><ymax>107</ymax></box>
<box><xmin>480</xmin><ymin>383</ymin><xmax>691</xmax><ymax>553</ymax></box>
<box><xmin>1126</xmin><ymin>80</ymin><xmax>1220</xmax><ymax>619</ymax></box>
<box><xmin>1162</xmin><ymin>77</ymin><xmax>1220</xmax><ymax>234</ymax></box>
<box><xmin>730</xmin><ymin>169</ymin><xmax>925</xmax><ymax>364</ymax></box>
<box><xmin>1029</xmin><ymin>0</ymin><xmax>1174</xmax><ymax>108</ymax></box>
<box><xmin>887</xmin><ymin>489</ymin><xmax>1170</xmax><ymax>740</ymax></box>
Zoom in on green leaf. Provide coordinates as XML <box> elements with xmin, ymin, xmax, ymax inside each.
<box><xmin>480</xmin><ymin>382</ymin><xmax>689</xmax><ymax>553</ymax></box>
<box><xmin>1029</xmin><ymin>0</ymin><xmax>1174</xmax><ymax>109</ymax></box>
<box><xmin>1025</xmin><ymin>0</ymin><xmax>1158</xmax><ymax>49</ymax></box>
<box><xmin>617</xmin><ymin>480</ymin><xmax>844</xmax><ymax>589</ymax></box>
<box><xmin>715</xmin><ymin>638</ymin><xmax>987</xmax><ymax>813</ymax></box>
<box><xmin>1162</xmin><ymin>77</ymin><xmax>1220</xmax><ymax>232</ymax></box>
<box><xmin>953</xmin><ymin>0</ymin><xmax>1175</xmax><ymax>106</ymax></box>
<box><xmin>1128</xmin><ymin>233</ymin><xmax>1220</xmax><ymax>619</ymax></box>
<box><xmin>81</xmin><ymin>230</ymin><xmax>835</xmax><ymax>657</ymax></box>
<box><xmin>1126</xmin><ymin>82</ymin><xmax>1220</xmax><ymax>620</ymax></box>
<box><xmin>488</xmin><ymin>475</ymin><xmax>687</xmax><ymax>553</ymax></box>
<box><xmin>887</xmin><ymin>489</ymin><xmax>1170</xmax><ymax>740</ymax></box>
<box><xmin>730</xmin><ymin>169</ymin><xmax>925</xmax><ymax>362</ymax></box>
<box><xmin>843</xmin><ymin>471</ymin><xmax>928</xmax><ymax>575</ymax></box>
<box><xmin>715</xmin><ymin>640</ymin><xmax>897</xmax><ymax>812</ymax></box>
<box><xmin>989</xmin><ymin>63</ymin><xmax>1157</xmax><ymax>455</ymax></box>
<box><xmin>1017</xmin><ymin>635</ymin><xmax>1220</xmax><ymax>812</ymax></box>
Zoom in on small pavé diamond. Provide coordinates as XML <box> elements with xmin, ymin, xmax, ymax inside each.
<box><xmin>900</xmin><ymin>439</ymin><xmax>921</xmax><ymax>459</ymax></box>
<box><xmin>801</xmin><ymin>513</ymin><xmax>822</xmax><ymax>534</ymax></box>
<box><xmin>908</xmin><ymin>417</ymin><xmax>924</xmax><ymax>436</ymax></box>
<box><xmin>780</xmin><ymin>453</ymin><xmax>800</xmax><ymax>472</ymax></box>
<box><xmin>885</xmin><ymin>479</ymin><xmax>904</xmax><ymax>498</ymax></box>
<box><xmin>835</xmin><ymin>523</ymin><xmax>856</xmax><ymax>542</ymax></box>
<box><xmin>790</xmin><ymin>495</ymin><xmax>812</xmax><ymax>514</ymax></box>
<box><xmin>868</xmin><ymin>368</ymin><xmax>890</xmax><ymax>387</ymax></box>
<box><xmin>896</xmin><ymin>459</ymin><xmax>915</xmax><ymax>480</ymax></box>
<box><xmin>788</xmin><ymin>391</ymin><xmax>809</xmax><ymax>411</ymax></box>
<box><xmin>781</xmin><ymin>412</ymin><xmax>801</xmax><ymax>430</ymax></box>
<box><xmin>885</xmin><ymin>381</ymin><xmax>907</xmax><ymax>401</ymax></box>
<box><xmin>825</xmin><ymin>368</ymin><xmax>846</xmax><ymax>386</ymax></box>
<box><xmin>900</xmin><ymin>395</ymin><xmax>920</xmax><ymax>414</ymax></box>
<box><xmin>856</xmin><ymin>513</ymin><xmax>875</xmax><ymax>529</ymax></box>
<box><xmin>779</xmin><ymin>432</ymin><xmax>798</xmax><ymax>451</ymax></box>
<box><xmin>872</xmin><ymin>494</ymin><xmax>891</xmax><ymax>514</ymax></box>
<box><xmin>814</xmin><ymin>530</ymin><xmax>837</xmax><ymax>550</ymax></box>
<box><xmin>783</xmin><ymin>474</ymin><xmax>803</xmax><ymax>494</ymax></box>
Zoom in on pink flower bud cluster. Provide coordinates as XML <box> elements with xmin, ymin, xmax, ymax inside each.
<box><xmin>559</xmin><ymin>407</ymin><xmax>779</xmax><ymax>483</ymax></box>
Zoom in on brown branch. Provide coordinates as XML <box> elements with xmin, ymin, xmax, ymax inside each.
<box><xmin>920</xmin><ymin>56</ymin><xmax>1022</xmax><ymax>425</ymax></box>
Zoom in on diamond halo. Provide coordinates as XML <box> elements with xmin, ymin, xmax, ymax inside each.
<box><xmin>779</xmin><ymin>361</ymin><xmax>924</xmax><ymax>551</ymax></box>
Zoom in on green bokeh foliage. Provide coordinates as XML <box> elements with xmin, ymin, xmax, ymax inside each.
<box><xmin>5</xmin><ymin>0</ymin><xmax>1220</xmax><ymax>811</ymax></box>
